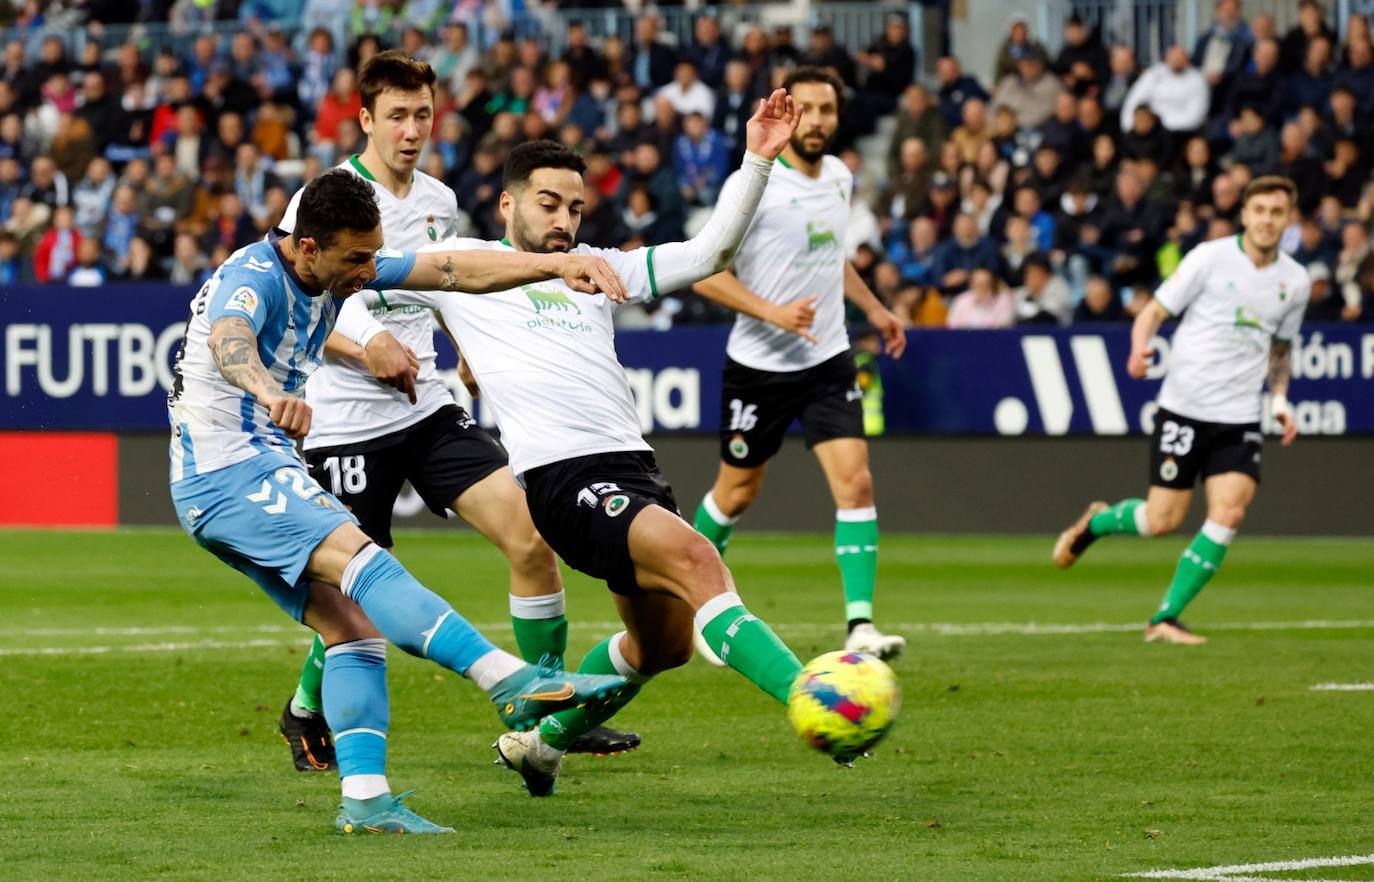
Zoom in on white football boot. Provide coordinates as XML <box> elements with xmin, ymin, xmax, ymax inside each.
<box><xmin>844</xmin><ymin>623</ymin><xmax>906</xmax><ymax>660</ymax></box>
<box><xmin>494</xmin><ymin>730</ymin><xmax>563</xmax><ymax>797</ymax></box>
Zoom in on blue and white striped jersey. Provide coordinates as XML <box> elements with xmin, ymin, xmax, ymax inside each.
<box><xmin>167</xmin><ymin>231</ymin><xmax>414</xmax><ymax>481</ymax></box>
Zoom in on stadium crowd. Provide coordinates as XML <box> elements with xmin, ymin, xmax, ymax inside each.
<box><xmin>2</xmin><ymin>0</ymin><xmax>1374</xmax><ymax>329</ymax></box>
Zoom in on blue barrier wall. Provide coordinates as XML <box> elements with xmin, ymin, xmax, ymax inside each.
<box><xmin>3</xmin><ymin>285</ymin><xmax>1371</xmax><ymax>435</ymax></box>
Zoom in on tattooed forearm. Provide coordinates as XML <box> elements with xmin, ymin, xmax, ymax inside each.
<box><xmin>208</xmin><ymin>317</ymin><xmax>282</xmax><ymax>399</ymax></box>
<box><xmin>1267</xmin><ymin>340</ymin><xmax>1292</xmax><ymax>395</ymax></box>
<box><xmin>438</xmin><ymin>255</ymin><xmax>461</xmax><ymax>291</ymax></box>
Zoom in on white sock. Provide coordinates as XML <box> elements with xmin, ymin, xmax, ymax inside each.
<box><xmin>1200</xmin><ymin>519</ymin><xmax>1237</xmax><ymax>546</ymax></box>
<box><xmin>701</xmin><ymin>491</ymin><xmax>739</xmax><ymax>526</ymax></box>
<box><xmin>467</xmin><ymin>648</ymin><xmax>527</xmax><ymax>692</ymax></box>
<box><xmin>694</xmin><ymin>591</ymin><xmax>744</xmax><ymax>633</ymax></box>
<box><xmin>339</xmin><ymin>542</ymin><xmax>385</xmax><ymax>599</ymax></box>
<box><xmin>289</xmin><ymin>692</ymin><xmax>318</xmax><ymax>719</ymax></box>
<box><xmin>509</xmin><ymin>591</ymin><xmax>566</xmax><ymax>619</ymax></box>
<box><xmin>340</xmin><ymin>773</ymin><xmax>390</xmax><ymax>801</ymax></box>
<box><xmin>606</xmin><ymin>631</ymin><xmax>651</xmax><ymax>685</ymax></box>
<box><xmin>1134</xmin><ymin>502</ymin><xmax>1152</xmax><ymax>537</ymax></box>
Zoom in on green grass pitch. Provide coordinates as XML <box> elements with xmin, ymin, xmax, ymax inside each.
<box><xmin>1</xmin><ymin>528</ymin><xmax>1371</xmax><ymax>881</ymax></box>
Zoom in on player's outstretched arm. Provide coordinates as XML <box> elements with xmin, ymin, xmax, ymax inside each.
<box><xmin>207</xmin><ymin>316</ymin><xmax>312</xmax><ymax>439</ymax></box>
<box><xmin>843</xmin><ymin>261</ymin><xmax>907</xmax><ymax>358</ymax></box>
<box><xmin>1267</xmin><ymin>339</ymin><xmax>1297</xmax><ymax>445</ymax></box>
<box><xmin>1127</xmin><ymin>299</ymin><xmax>1170</xmax><ymax>379</ymax></box>
<box><xmin>399</xmin><ymin>249</ymin><xmax>629</xmax><ymax>302</ymax></box>
<box><xmin>694</xmin><ymin>272</ymin><xmax>818</xmax><ymax>344</ymax></box>
<box><xmin>638</xmin><ymin>88</ymin><xmax>799</xmax><ymax>295</ymax></box>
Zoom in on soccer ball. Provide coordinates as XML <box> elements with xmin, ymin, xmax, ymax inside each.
<box><xmin>787</xmin><ymin>650</ymin><xmax>900</xmax><ymax>762</ymax></box>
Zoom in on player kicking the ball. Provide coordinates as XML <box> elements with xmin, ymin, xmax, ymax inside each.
<box><xmin>274</xmin><ymin>51</ymin><xmax>637</xmax><ymax>773</ymax></box>
<box><xmin>168</xmin><ymin>168</ymin><xmax>633</xmax><ymax>833</ymax></box>
<box><xmin>334</xmin><ymin>91</ymin><xmax>815</xmax><ymax>797</ymax></box>
<box><xmin>687</xmin><ymin>68</ymin><xmax>909</xmax><ymax>660</ymax></box>
<box><xmin>1053</xmin><ymin>176</ymin><xmax>1308</xmax><ymax>644</ymax></box>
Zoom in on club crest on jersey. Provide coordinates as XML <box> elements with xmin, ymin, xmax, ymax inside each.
<box><xmin>426</xmin><ymin>215</ymin><xmax>438</xmax><ymax>241</ymax></box>
<box><xmin>1159</xmin><ymin>458</ymin><xmax>1179</xmax><ymax>482</ymax></box>
<box><xmin>729</xmin><ymin>435</ymin><xmax>749</xmax><ymax>459</ymax></box>
<box><xmin>603</xmin><ymin>494</ymin><xmax>630</xmax><ymax>517</ymax></box>
<box><xmin>523</xmin><ymin>284</ymin><xmax>582</xmax><ymax>315</ymax></box>
<box><xmin>1278</xmin><ymin>281</ymin><xmax>1288</xmax><ymax>301</ymax></box>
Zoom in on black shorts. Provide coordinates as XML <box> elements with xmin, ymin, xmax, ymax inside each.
<box><xmin>522</xmin><ymin>451</ymin><xmax>680</xmax><ymax>597</ymax></box>
<box><xmin>1149</xmin><ymin>407</ymin><xmax>1263</xmax><ymax>490</ymax></box>
<box><xmin>303</xmin><ymin>405</ymin><xmax>508</xmax><ymax>547</ymax></box>
<box><xmin>719</xmin><ymin>351</ymin><xmax>865</xmax><ymax>468</ymax></box>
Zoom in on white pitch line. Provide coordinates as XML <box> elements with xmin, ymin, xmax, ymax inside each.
<box><xmin>0</xmin><ymin>638</ymin><xmax>302</xmax><ymax>657</ymax></box>
<box><xmin>1123</xmin><ymin>852</ymin><xmax>1374</xmax><ymax>880</ymax></box>
<box><xmin>1310</xmin><ymin>682</ymin><xmax>1374</xmax><ymax>691</ymax></box>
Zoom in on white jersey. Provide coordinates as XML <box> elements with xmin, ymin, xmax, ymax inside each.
<box><xmin>280</xmin><ymin>157</ymin><xmax>463</xmax><ymax>450</ymax></box>
<box><xmin>724</xmin><ymin>154</ymin><xmax>853</xmax><ymax>372</ymax></box>
<box><xmin>167</xmin><ymin>234</ymin><xmax>413</xmax><ymax>481</ymax></box>
<box><xmin>1155</xmin><ymin>235</ymin><xmax>1310</xmax><ymax>424</ymax></box>
<box><xmin>336</xmin><ymin>238</ymin><xmax>659</xmax><ymax>479</ymax></box>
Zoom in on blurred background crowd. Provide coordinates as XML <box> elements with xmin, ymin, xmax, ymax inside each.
<box><xmin>2</xmin><ymin>0</ymin><xmax>1373</xmax><ymax>329</ymax></box>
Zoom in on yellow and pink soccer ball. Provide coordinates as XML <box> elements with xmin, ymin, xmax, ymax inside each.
<box><xmin>787</xmin><ymin>651</ymin><xmax>900</xmax><ymax>762</ymax></box>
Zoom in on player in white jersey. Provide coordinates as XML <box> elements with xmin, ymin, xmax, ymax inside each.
<box><xmin>686</xmin><ymin>68</ymin><xmax>910</xmax><ymax>660</ymax></box>
<box><xmin>168</xmin><ymin>168</ymin><xmax>634</xmax><ymax>832</ymax></box>
<box><xmin>272</xmin><ymin>52</ymin><xmax>636</xmax><ymax>771</ymax></box>
<box><xmin>1053</xmin><ymin>177</ymin><xmax>1309</xmax><ymax>644</ymax></box>
<box><xmin>335</xmin><ymin>95</ymin><xmax>827</xmax><ymax>797</ymax></box>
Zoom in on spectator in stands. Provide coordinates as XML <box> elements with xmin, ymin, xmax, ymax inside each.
<box><xmin>962</xmin><ymin>177</ymin><xmax>1000</xmax><ymax>234</ymax></box>
<box><xmin>23</xmin><ymin>155</ymin><xmax>68</xmax><ymax>209</ymax></box>
<box><xmin>1086</xmin><ymin>132</ymin><xmax>1120</xmax><ymax>197</ymax></box>
<box><xmin>803</xmin><ymin>25</ymin><xmax>857</xmax><ymax>87</ymax></box>
<box><xmin>1280</xmin><ymin>0</ymin><xmax>1334</xmax><ymax>73</ymax></box>
<box><xmin>713</xmin><ymin>61</ymin><xmax>756</xmax><ymax>162</ymax></box>
<box><xmin>620</xmin><ymin>184</ymin><xmax>672</xmax><ymax>246</ymax></box>
<box><xmin>1206</xmin><ymin>170</ymin><xmax>1242</xmax><ymax>223</ymax></box>
<box><xmin>1282</xmin><ymin>35</ymin><xmax>1334</xmax><ymax>118</ymax></box>
<box><xmin>314</xmin><ymin>66</ymin><xmax>361</xmax><ymax>153</ymax></box>
<box><xmin>632</xmin><ymin>15</ymin><xmax>677</xmax><ymax>92</ymax></box>
<box><xmin>75</xmin><ymin>70</ymin><xmax>123</xmax><ymax>153</ymax></box>
<box><xmin>1335</xmin><ymin>35</ymin><xmax>1374</xmax><ymax>117</ymax></box>
<box><xmin>856</xmin><ymin>13</ymin><xmax>917</xmax><ymax>112</ymax></box>
<box><xmin>879</xmin><ymin>137</ymin><xmax>931</xmax><ymax>223</ymax></box>
<box><xmin>1326</xmin><ymin>85</ymin><xmax>1371</xmax><ymax>150</ymax></box>
<box><xmin>1055</xmin><ymin>16</ymin><xmax>1109</xmax><ymax>97</ymax></box>
<box><xmin>0</xmin><ymin>111</ymin><xmax>24</xmax><ymax>163</ymax></box>
<box><xmin>561</xmin><ymin>22</ymin><xmax>607</xmax><ymax>92</ymax></box>
<box><xmin>0</xmin><ymin>155</ymin><xmax>22</xmax><ymax>219</ymax></box>
<box><xmin>618</xmin><ymin>141</ymin><xmax>684</xmax><ymax>239</ymax></box>
<box><xmin>993</xmin><ymin>49</ymin><xmax>1062</xmax><ymax>129</ymax></box>
<box><xmin>948</xmin><ymin>266</ymin><xmax>1014</xmax><ymax>328</ymax></box>
<box><xmin>1227</xmin><ymin>38</ymin><xmax>1283</xmax><ymax>124</ymax></box>
<box><xmin>1074</xmin><ymin>274</ymin><xmax>1124</xmax><ymax>322</ymax></box>
<box><xmin>685</xmin><ymin>14</ymin><xmax>731</xmax><ymax>90</ymax></box>
<box><xmin>167</xmin><ymin>230</ymin><xmax>206</xmax><ymax>284</ymax></box>
<box><xmin>994</xmin><ymin>15</ymin><xmax>1047</xmax><ymax>83</ymax></box>
<box><xmin>935</xmin><ymin>55</ymin><xmax>988</xmax><ymax>130</ymax></box>
<box><xmin>1174</xmin><ymin>135</ymin><xmax>1218</xmax><ymax>206</ymax></box>
<box><xmin>1229</xmin><ymin>105</ymin><xmax>1279</xmax><ymax>175</ymax></box>
<box><xmin>932</xmin><ymin>211</ymin><xmax>998</xmax><ymax>295</ymax></box>
<box><xmin>1101</xmin><ymin>44</ymin><xmax>1139</xmax><ymax>117</ymax></box>
<box><xmin>49</xmin><ymin>113</ymin><xmax>96</xmax><ymax>185</ymax></box>
<box><xmin>1192</xmin><ymin>0</ymin><xmax>1253</xmax><ymax>117</ymax></box>
<box><xmin>1303</xmin><ymin>262</ymin><xmax>1343</xmax><ymax>321</ymax></box>
<box><xmin>673</xmin><ymin>111</ymin><xmax>730</xmax><ymax>206</ymax></box>
<box><xmin>889</xmin><ymin>215</ymin><xmax>941</xmax><ymax>288</ymax></box>
<box><xmin>1095</xmin><ymin>166</ymin><xmax>1168</xmax><ymax>288</ymax></box>
<box><xmin>1014</xmin><ymin>252</ymin><xmax>1072</xmax><ymax>325</ymax></box>
<box><xmin>887</xmin><ymin>84</ymin><xmax>946</xmax><ymax>178</ymax></box>
<box><xmin>999</xmin><ymin>214</ymin><xmax>1037</xmax><ymax>286</ymax></box>
<box><xmin>658</xmin><ymin>61</ymin><xmax>715</xmax><ymax>120</ymax></box>
<box><xmin>892</xmin><ymin>283</ymin><xmax>948</xmax><ymax>327</ymax></box>
<box><xmin>199</xmin><ymin>62</ymin><xmax>256</xmax><ymax>122</ymax></box>
<box><xmin>1121</xmin><ymin>45</ymin><xmax>1209</xmax><ymax>135</ymax></box>
<box><xmin>949</xmin><ymin>98</ymin><xmax>991</xmax><ymax>165</ymax></box>
<box><xmin>72</xmin><ymin>156</ymin><xmax>114</xmax><ymax>238</ymax></box>
<box><xmin>298</xmin><ymin>28</ymin><xmax>339</xmax><ymax>111</ymax></box>
<box><xmin>67</xmin><ymin>236</ymin><xmax>106</xmax><ymax>287</ymax></box>
<box><xmin>0</xmin><ymin>230</ymin><xmax>20</xmax><ymax>285</ymax></box>
<box><xmin>920</xmin><ymin>170</ymin><xmax>961</xmax><ymax>239</ymax></box>
<box><xmin>33</xmin><ymin>203</ymin><xmax>80</xmax><ymax>283</ymax></box>
<box><xmin>124</xmin><ymin>235</ymin><xmax>160</xmax><ymax>281</ymax></box>
<box><xmin>1334</xmin><ymin>221</ymin><xmax>1374</xmax><ymax>320</ymax></box>
<box><xmin>1325</xmin><ymin>138</ymin><xmax>1366</xmax><ymax>208</ymax></box>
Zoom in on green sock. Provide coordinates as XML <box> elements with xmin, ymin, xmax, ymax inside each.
<box><xmin>509</xmin><ymin>592</ymin><xmax>568</xmax><ymax>667</ymax></box>
<box><xmin>1151</xmin><ymin>520</ymin><xmax>1234</xmax><ymax>624</ymax></box>
<box><xmin>292</xmin><ymin>634</ymin><xmax>327</xmax><ymax>714</ymax></box>
<box><xmin>1089</xmin><ymin>498</ymin><xmax>1146</xmax><ymax>537</ymax></box>
<box><xmin>539</xmin><ymin>634</ymin><xmax>644</xmax><ymax>751</ymax></box>
<box><xmin>697</xmin><ymin>593</ymin><xmax>803</xmax><ymax>704</ymax></box>
<box><xmin>835</xmin><ymin>508</ymin><xmax>879</xmax><ymax>623</ymax></box>
<box><xmin>693</xmin><ymin>491</ymin><xmax>737</xmax><ymax>555</ymax></box>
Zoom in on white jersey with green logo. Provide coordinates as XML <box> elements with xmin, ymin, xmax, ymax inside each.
<box><xmin>1154</xmin><ymin>235</ymin><xmax>1310</xmax><ymax>425</ymax></box>
<box><xmin>724</xmin><ymin>154</ymin><xmax>853</xmax><ymax>372</ymax></box>
<box><xmin>335</xmin><ymin>238</ymin><xmax>659</xmax><ymax>477</ymax></box>
<box><xmin>279</xmin><ymin>157</ymin><xmax>462</xmax><ymax>450</ymax></box>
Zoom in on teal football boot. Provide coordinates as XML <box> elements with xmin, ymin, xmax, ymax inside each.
<box><xmin>489</xmin><ymin>654</ymin><xmax>627</xmax><ymax>731</ymax></box>
<box><xmin>335</xmin><ymin>791</ymin><xmax>454</xmax><ymax>835</ymax></box>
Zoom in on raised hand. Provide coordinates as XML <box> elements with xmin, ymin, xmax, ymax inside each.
<box><xmin>744</xmin><ymin>88</ymin><xmax>800</xmax><ymax>160</ymax></box>
<box><xmin>559</xmin><ymin>254</ymin><xmax>629</xmax><ymax>303</ymax></box>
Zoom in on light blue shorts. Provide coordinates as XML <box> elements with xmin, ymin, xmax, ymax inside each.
<box><xmin>170</xmin><ymin>450</ymin><xmax>358</xmax><ymax>621</ymax></box>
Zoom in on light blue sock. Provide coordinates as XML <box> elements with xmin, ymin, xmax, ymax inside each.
<box><xmin>341</xmin><ymin>544</ymin><xmax>498</xmax><ymax>675</ymax></box>
<box><xmin>323</xmin><ymin>638</ymin><xmax>390</xmax><ymax>810</ymax></box>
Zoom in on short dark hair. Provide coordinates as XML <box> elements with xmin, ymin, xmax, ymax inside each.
<box><xmin>783</xmin><ymin>65</ymin><xmax>845</xmax><ymax>109</ymax></box>
<box><xmin>1024</xmin><ymin>252</ymin><xmax>1053</xmax><ymax>274</ymax></box>
<box><xmin>293</xmin><ymin>168</ymin><xmax>381</xmax><ymax>249</ymax></box>
<box><xmin>1242</xmin><ymin>175</ymin><xmax>1298</xmax><ymax>207</ymax></box>
<box><xmin>358</xmin><ymin>50</ymin><xmax>437</xmax><ymax>114</ymax></box>
<box><xmin>503</xmin><ymin>139</ymin><xmax>587</xmax><ymax>189</ymax></box>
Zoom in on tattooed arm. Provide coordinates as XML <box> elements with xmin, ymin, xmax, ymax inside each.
<box><xmin>1268</xmin><ymin>339</ymin><xmax>1297</xmax><ymax>446</ymax></box>
<box><xmin>207</xmin><ymin>316</ymin><xmax>312</xmax><ymax>439</ymax></box>
<box><xmin>400</xmin><ymin>248</ymin><xmax>628</xmax><ymax>301</ymax></box>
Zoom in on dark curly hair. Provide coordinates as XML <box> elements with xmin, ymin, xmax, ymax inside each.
<box><xmin>293</xmin><ymin>169</ymin><xmax>381</xmax><ymax>250</ymax></box>
<box><xmin>504</xmin><ymin>139</ymin><xmax>588</xmax><ymax>191</ymax></box>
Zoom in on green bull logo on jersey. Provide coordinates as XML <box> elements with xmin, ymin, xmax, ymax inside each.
<box><xmin>1234</xmin><ymin>306</ymin><xmax>1263</xmax><ymax>330</ymax></box>
<box><xmin>806</xmin><ymin>221</ymin><xmax>837</xmax><ymax>253</ymax></box>
<box><xmin>523</xmin><ymin>285</ymin><xmax>583</xmax><ymax>316</ymax></box>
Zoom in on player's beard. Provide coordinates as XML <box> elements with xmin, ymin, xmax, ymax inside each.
<box><xmin>510</xmin><ymin>209</ymin><xmax>574</xmax><ymax>254</ymax></box>
<box><xmin>790</xmin><ymin>128</ymin><xmax>835</xmax><ymax>164</ymax></box>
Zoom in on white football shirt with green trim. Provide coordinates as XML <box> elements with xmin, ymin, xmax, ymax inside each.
<box><xmin>1154</xmin><ymin>235</ymin><xmax>1310</xmax><ymax>425</ymax></box>
<box><xmin>724</xmin><ymin>154</ymin><xmax>853</xmax><ymax>372</ymax></box>
<box><xmin>336</xmin><ymin>237</ymin><xmax>662</xmax><ymax>478</ymax></box>
<box><xmin>280</xmin><ymin>156</ymin><xmax>463</xmax><ymax>450</ymax></box>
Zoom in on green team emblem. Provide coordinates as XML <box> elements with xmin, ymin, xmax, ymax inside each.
<box><xmin>729</xmin><ymin>435</ymin><xmax>749</xmax><ymax>459</ymax></box>
<box><xmin>806</xmin><ymin>222</ymin><xmax>836</xmax><ymax>253</ymax></box>
<box><xmin>1160</xmin><ymin>458</ymin><xmax>1179</xmax><ymax>482</ymax></box>
<box><xmin>604</xmin><ymin>494</ymin><xmax>630</xmax><ymax>517</ymax></box>
<box><xmin>523</xmin><ymin>285</ymin><xmax>582</xmax><ymax>315</ymax></box>
<box><xmin>425</xmin><ymin>215</ymin><xmax>438</xmax><ymax>241</ymax></box>
<box><xmin>1278</xmin><ymin>281</ymin><xmax>1288</xmax><ymax>302</ymax></box>
<box><xmin>1233</xmin><ymin>306</ymin><xmax>1263</xmax><ymax>330</ymax></box>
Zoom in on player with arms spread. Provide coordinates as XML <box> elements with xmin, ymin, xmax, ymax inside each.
<box><xmin>167</xmin><ymin>168</ymin><xmax>632</xmax><ymax>833</ymax></box>
<box><xmin>1053</xmin><ymin>176</ymin><xmax>1309</xmax><ymax>644</ymax></box>
<box><xmin>334</xmin><ymin>90</ymin><xmax>816</xmax><ymax>796</ymax></box>
<box><xmin>688</xmin><ymin>67</ymin><xmax>909</xmax><ymax>660</ymax></box>
<box><xmin>274</xmin><ymin>51</ymin><xmax>636</xmax><ymax>772</ymax></box>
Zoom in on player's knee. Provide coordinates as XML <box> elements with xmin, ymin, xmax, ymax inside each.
<box><xmin>1208</xmin><ymin>505</ymin><xmax>1247</xmax><ymax>529</ymax></box>
<box><xmin>637</xmin><ymin>633</ymin><xmax>693</xmax><ymax>675</ymax></box>
<box><xmin>835</xmin><ymin>467</ymin><xmax>874</xmax><ymax>509</ymax></box>
<box><xmin>502</xmin><ymin>523</ymin><xmax>558</xmax><ymax>575</ymax></box>
<box><xmin>677</xmin><ymin>534</ymin><xmax>728</xmax><ymax>594</ymax></box>
<box><xmin>1147</xmin><ymin>507</ymin><xmax>1185</xmax><ymax>536</ymax></box>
